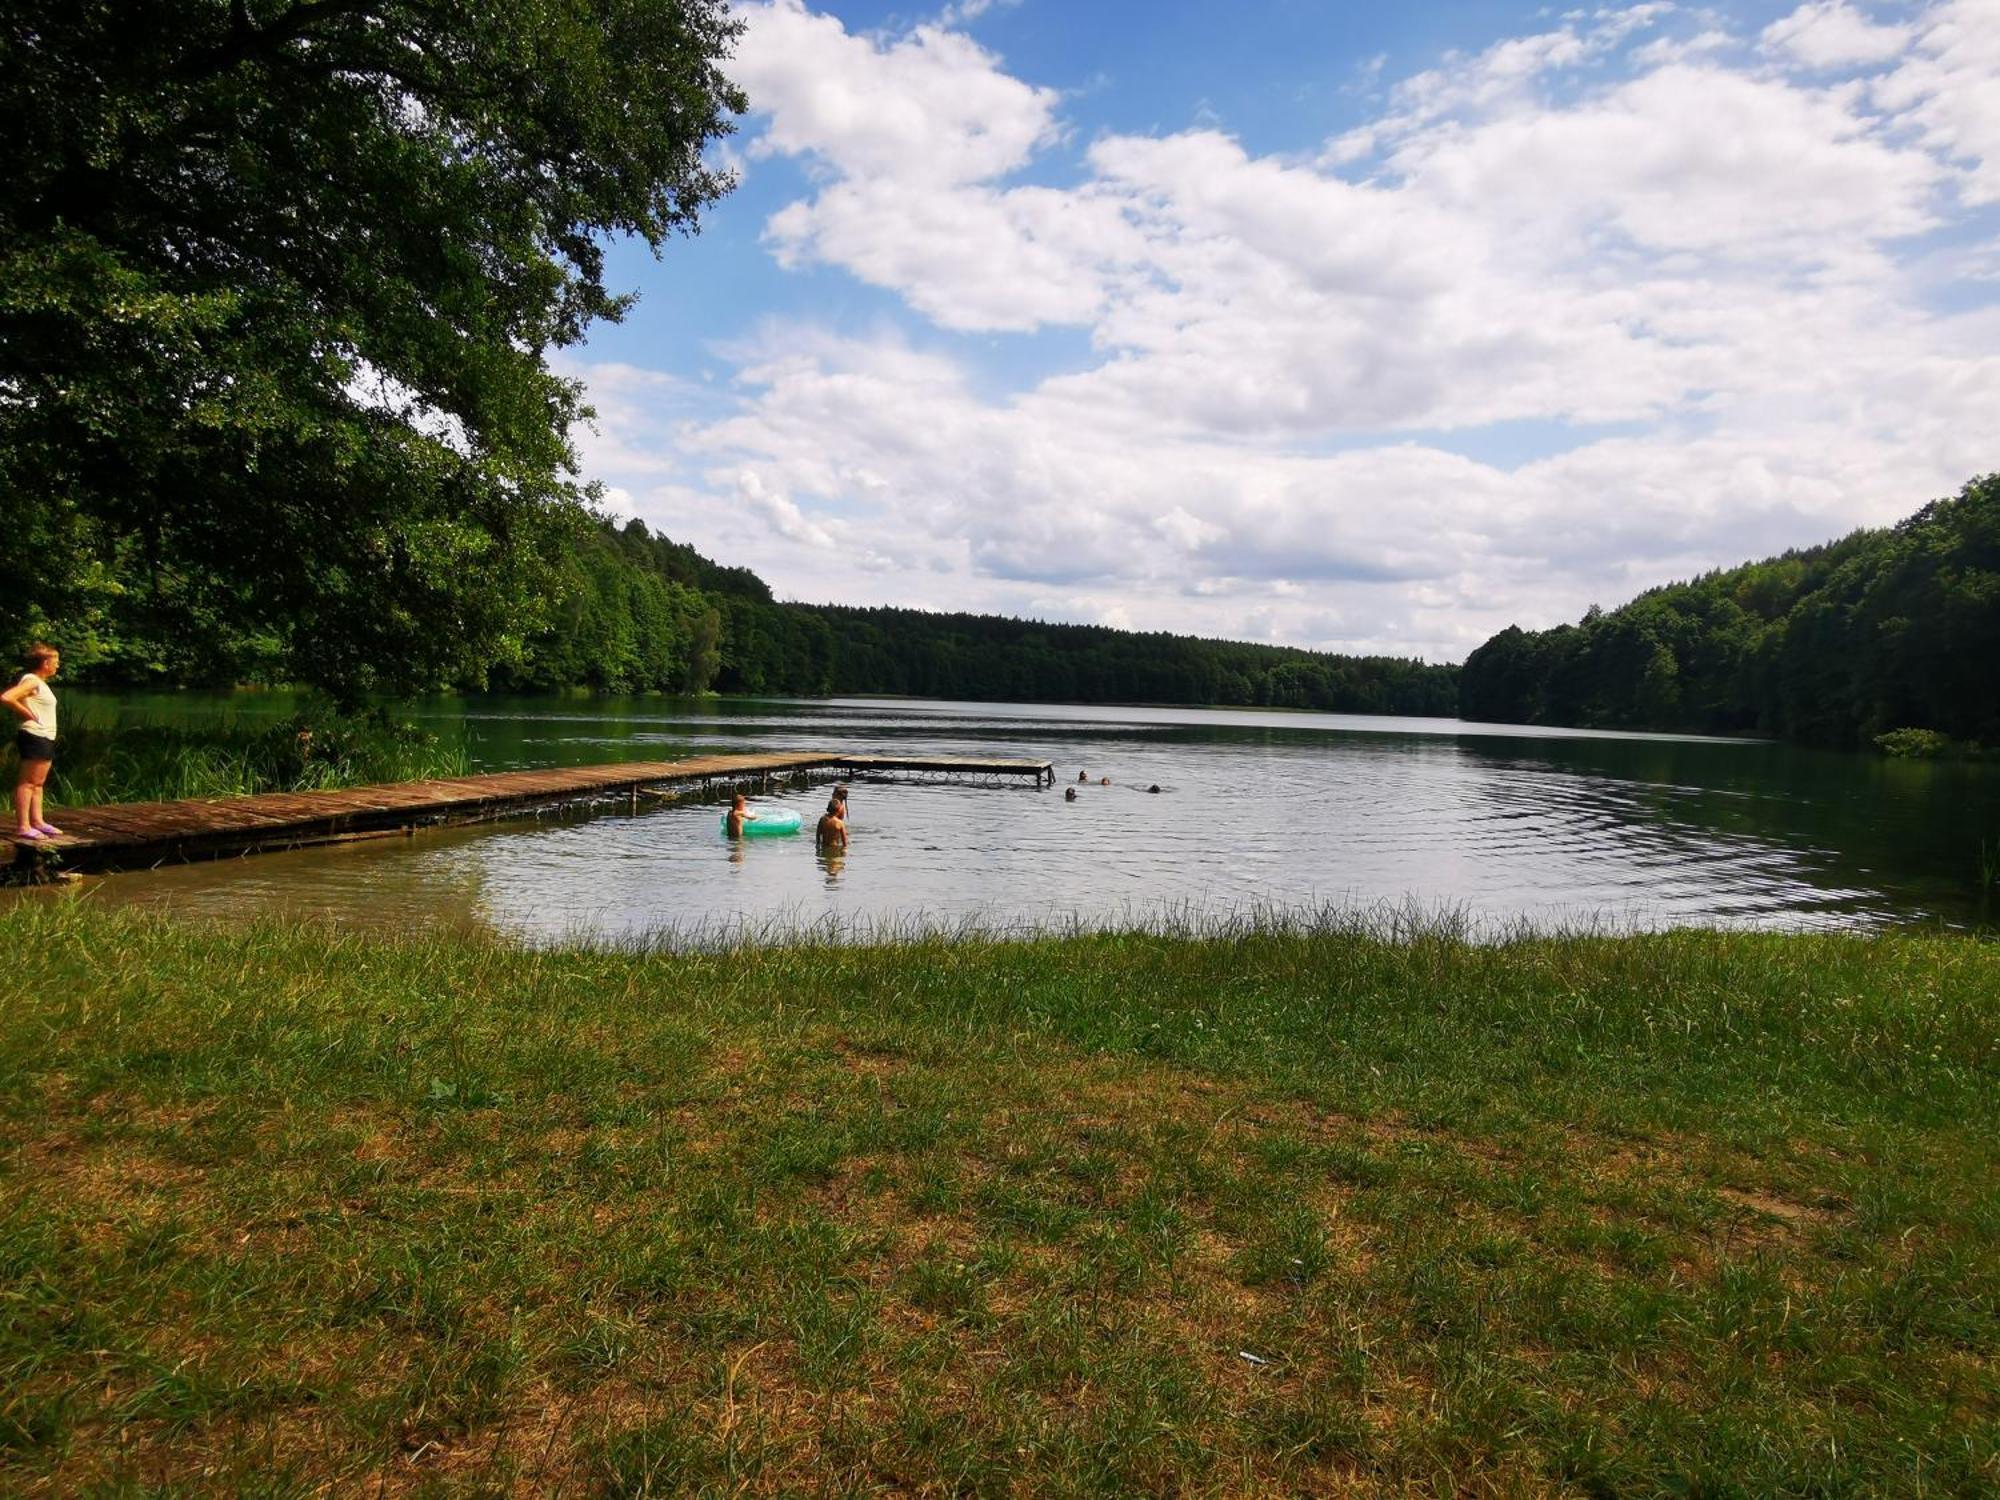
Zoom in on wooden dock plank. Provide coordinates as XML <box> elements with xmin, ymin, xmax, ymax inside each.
<box><xmin>10</xmin><ymin>750</ymin><xmax>1053</xmax><ymax>875</ymax></box>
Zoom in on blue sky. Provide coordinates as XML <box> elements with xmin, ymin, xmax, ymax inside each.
<box><xmin>565</xmin><ymin>0</ymin><xmax>2000</xmax><ymax>660</ymax></box>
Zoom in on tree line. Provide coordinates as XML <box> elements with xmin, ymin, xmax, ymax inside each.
<box><xmin>43</xmin><ymin>508</ymin><xmax>1459</xmax><ymax>714</ymax></box>
<box><xmin>37</xmin><ymin>474</ymin><xmax>1998</xmax><ymax>748</ymax></box>
<box><xmin>309</xmin><ymin>467</ymin><xmax>2000</xmax><ymax>744</ymax></box>
<box><xmin>1458</xmin><ymin>474</ymin><xmax>2000</xmax><ymax>748</ymax></box>
<box><xmin>471</xmin><ymin>520</ymin><xmax>1463</xmax><ymax>715</ymax></box>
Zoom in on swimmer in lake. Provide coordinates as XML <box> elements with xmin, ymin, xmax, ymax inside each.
<box><xmin>1064</xmin><ymin>786</ymin><xmax>1077</xmax><ymax>802</ymax></box>
<box><xmin>725</xmin><ymin>792</ymin><xmax>758</xmax><ymax>839</ymax></box>
<box><xmin>1147</xmin><ymin>784</ymin><xmax>1161</xmax><ymax>794</ymax></box>
<box><xmin>1077</xmin><ymin>770</ymin><xmax>1088</xmax><ymax>783</ymax></box>
<box><xmin>816</xmin><ymin>797</ymin><xmax>848</xmax><ymax>851</ymax></box>
<box><xmin>833</xmin><ymin>783</ymin><xmax>849</xmax><ymax>818</ymax></box>
<box><xmin>1100</xmin><ymin>776</ymin><xmax>1111</xmax><ymax>786</ymax></box>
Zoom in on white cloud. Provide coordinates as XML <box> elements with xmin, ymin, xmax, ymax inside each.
<box><xmin>1762</xmin><ymin>2</ymin><xmax>1912</xmax><ymax>69</ymax></box>
<box><xmin>1873</xmin><ymin>0</ymin><xmax>2000</xmax><ymax>203</ymax></box>
<box><xmin>763</xmin><ymin>178</ymin><xmax>1137</xmax><ymax>332</ymax></box>
<box><xmin>731</xmin><ymin>0</ymin><xmax>1058</xmax><ymax>186</ymax></box>
<box><xmin>1389</xmin><ymin>64</ymin><xmax>1942</xmax><ymax>255</ymax></box>
<box><xmin>1631</xmin><ymin>28</ymin><xmax>1734</xmax><ymax>68</ymax></box>
<box><xmin>575</xmin><ymin>1</ymin><xmax>2000</xmax><ymax>661</ymax></box>
<box><xmin>933</xmin><ymin>0</ymin><xmax>1018</xmax><ymax>27</ymax></box>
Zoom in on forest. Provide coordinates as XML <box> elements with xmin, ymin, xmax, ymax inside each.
<box><xmin>45</xmin><ymin>512</ymin><xmax>1459</xmax><ymax>715</ymax></box>
<box><xmin>471</xmin><ymin>520</ymin><xmax>1463</xmax><ymax>716</ymax></box>
<box><xmin>46</xmin><ymin>475</ymin><xmax>1998</xmax><ymax>745</ymax></box>
<box><xmin>1458</xmin><ymin>474</ymin><xmax>1999</xmax><ymax>748</ymax></box>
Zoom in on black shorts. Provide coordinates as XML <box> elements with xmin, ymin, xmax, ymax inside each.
<box><xmin>15</xmin><ymin>731</ymin><xmax>54</xmax><ymax>764</ymax></box>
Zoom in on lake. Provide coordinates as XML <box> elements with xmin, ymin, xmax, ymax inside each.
<box><xmin>49</xmin><ymin>693</ymin><xmax>2000</xmax><ymax>941</ymax></box>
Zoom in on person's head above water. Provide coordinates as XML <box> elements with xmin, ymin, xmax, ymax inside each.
<box><xmin>731</xmin><ymin>793</ymin><xmax>746</xmax><ymax>809</ymax></box>
<box><xmin>1064</xmin><ymin>786</ymin><xmax>1077</xmax><ymax>801</ymax></box>
<box><xmin>1077</xmin><ymin>770</ymin><xmax>1088</xmax><ymax>782</ymax></box>
<box><xmin>826</xmin><ymin>798</ymin><xmax>841</xmax><ymax>815</ymax></box>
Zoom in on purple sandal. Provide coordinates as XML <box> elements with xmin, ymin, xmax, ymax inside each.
<box><xmin>33</xmin><ymin>823</ymin><xmax>61</xmax><ymax>836</ymax></box>
<box><xmin>14</xmin><ymin>828</ymin><xmax>44</xmax><ymax>842</ymax></box>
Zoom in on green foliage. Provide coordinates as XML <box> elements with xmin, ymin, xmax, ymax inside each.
<box><xmin>0</xmin><ymin>1</ymin><xmax>744</xmax><ymax>697</ymax></box>
<box><xmin>492</xmin><ymin>519</ymin><xmax>728</xmax><ymax>694</ymax></box>
<box><xmin>1875</xmin><ymin>728</ymin><xmax>1958</xmax><ymax>759</ymax></box>
<box><xmin>500</xmin><ymin>519</ymin><xmax>1461</xmax><ymax>709</ymax></box>
<box><xmin>60</xmin><ymin>513</ymin><xmax>1463</xmax><ymax>713</ymax></box>
<box><xmin>51</xmin><ymin>706</ymin><xmax>466</xmax><ymax>803</ymax></box>
<box><xmin>723</xmin><ymin>602</ymin><xmax>1460</xmax><ymax>713</ymax></box>
<box><xmin>1460</xmin><ymin>474</ymin><xmax>2000</xmax><ymax>746</ymax></box>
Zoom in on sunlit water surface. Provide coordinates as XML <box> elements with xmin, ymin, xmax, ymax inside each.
<box><xmin>48</xmin><ymin>694</ymin><xmax>2000</xmax><ymax>942</ymax></box>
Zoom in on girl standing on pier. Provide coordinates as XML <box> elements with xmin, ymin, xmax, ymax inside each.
<box><xmin>3</xmin><ymin>644</ymin><xmax>61</xmax><ymax>841</ymax></box>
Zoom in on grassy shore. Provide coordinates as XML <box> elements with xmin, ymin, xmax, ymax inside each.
<box><xmin>0</xmin><ymin>906</ymin><xmax>1993</xmax><ymax>1496</ymax></box>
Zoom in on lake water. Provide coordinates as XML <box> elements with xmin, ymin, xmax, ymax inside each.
<box><xmin>49</xmin><ymin>694</ymin><xmax>2000</xmax><ymax>942</ymax></box>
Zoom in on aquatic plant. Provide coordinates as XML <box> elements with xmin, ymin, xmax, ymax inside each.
<box><xmin>46</xmin><ymin>706</ymin><xmax>467</xmax><ymax>805</ymax></box>
<box><xmin>1875</xmin><ymin>727</ymin><xmax>1957</xmax><ymax>759</ymax></box>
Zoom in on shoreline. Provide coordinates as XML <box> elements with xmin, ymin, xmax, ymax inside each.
<box><xmin>64</xmin><ymin>685</ymin><xmax>1784</xmax><ymax>745</ymax></box>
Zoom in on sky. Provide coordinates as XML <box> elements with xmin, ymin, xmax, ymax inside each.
<box><xmin>563</xmin><ymin>0</ymin><xmax>2000</xmax><ymax>662</ymax></box>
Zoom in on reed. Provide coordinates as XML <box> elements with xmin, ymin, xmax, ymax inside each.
<box><xmin>39</xmin><ymin>710</ymin><xmax>467</xmax><ymax>806</ymax></box>
<box><xmin>1</xmin><ymin>906</ymin><xmax>1994</xmax><ymax>1494</ymax></box>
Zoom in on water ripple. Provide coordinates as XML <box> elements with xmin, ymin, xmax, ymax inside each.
<box><xmin>52</xmin><ymin>698</ymin><xmax>1997</xmax><ymax>939</ymax></box>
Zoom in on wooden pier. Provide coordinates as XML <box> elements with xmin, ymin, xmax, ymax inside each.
<box><xmin>6</xmin><ymin>752</ymin><xmax>1056</xmax><ymax>876</ymax></box>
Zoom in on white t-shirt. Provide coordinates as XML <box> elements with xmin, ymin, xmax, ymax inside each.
<box><xmin>17</xmin><ymin>673</ymin><xmax>56</xmax><ymax>739</ymax></box>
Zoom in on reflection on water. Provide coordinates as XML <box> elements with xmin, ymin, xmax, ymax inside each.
<box><xmin>44</xmin><ymin>692</ymin><xmax>2000</xmax><ymax>941</ymax></box>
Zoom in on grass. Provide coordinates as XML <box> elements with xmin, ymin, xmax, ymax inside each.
<box><xmin>0</xmin><ymin>904</ymin><xmax>1994</xmax><ymax>1495</ymax></box>
<box><xmin>39</xmin><ymin>711</ymin><xmax>468</xmax><ymax>806</ymax></box>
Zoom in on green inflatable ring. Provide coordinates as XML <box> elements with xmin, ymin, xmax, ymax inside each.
<box><xmin>722</xmin><ymin>807</ymin><xmax>803</xmax><ymax>837</ymax></box>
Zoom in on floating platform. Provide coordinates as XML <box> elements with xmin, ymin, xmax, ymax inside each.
<box><xmin>7</xmin><ymin>752</ymin><xmax>1055</xmax><ymax>876</ymax></box>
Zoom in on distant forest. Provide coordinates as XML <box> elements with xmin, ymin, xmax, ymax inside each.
<box><xmin>486</xmin><ymin>519</ymin><xmax>1463</xmax><ymax>716</ymax></box>
<box><xmin>1459</xmin><ymin>473</ymin><xmax>1998</xmax><ymax>748</ymax></box>
<box><xmin>65</xmin><ymin>475</ymin><xmax>1997</xmax><ymax>749</ymax></box>
<box><xmin>60</xmin><ymin>509</ymin><xmax>1459</xmax><ymax>715</ymax></box>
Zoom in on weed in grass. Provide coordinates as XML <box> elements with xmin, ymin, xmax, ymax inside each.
<box><xmin>559</xmin><ymin>1310</ymin><xmax>641</xmax><ymax>1378</ymax></box>
<box><xmin>1234</xmin><ymin>1200</ymin><xmax>1336</xmax><ymax>1289</ymax></box>
<box><xmin>0</xmin><ymin>1382</ymin><xmax>67</xmax><ymax>1456</ymax></box>
<box><xmin>1248</xmin><ymin>1380</ymin><xmax>1378</xmax><ymax>1468</ymax></box>
<box><xmin>902</xmin><ymin>1154</ymin><xmax>964</xmax><ymax>1214</ymax></box>
<box><xmin>899</xmin><ymin>1241</ymin><xmax>992</xmax><ymax>1322</ymax></box>
<box><xmin>589</xmin><ymin>1406</ymin><xmax>746</xmax><ymax>1497</ymax></box>
<box><xmin>786</xmin><ymin>1291</ymin><xmax>878</xmax><ymax>1391</ymax></box>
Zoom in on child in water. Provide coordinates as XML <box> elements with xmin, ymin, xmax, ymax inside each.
<box><xmin>816</xmin><ymin>797</ymin><xmax>848</xmax><ymax>850</ymax></box>
<box><xmin>725</xmin><ymin>792</ymin><xmax>758</xmax><ymax>838</ymax></box>
<box><xmin>3</xmin><ymin>644</ymin><xmax>61</xmax><ymax>841</ymax></box>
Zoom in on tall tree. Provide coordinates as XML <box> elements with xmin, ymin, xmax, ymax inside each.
<box><xmin>0</xmin><ymin>0</ymin><xmax>743</xmax><ymax>695</ymax></box>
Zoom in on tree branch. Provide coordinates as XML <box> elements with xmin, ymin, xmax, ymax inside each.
<box><xmin>176</xmin><ymin>0</ymin><xmax>382</xmax><ymax>81</ymax></box>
